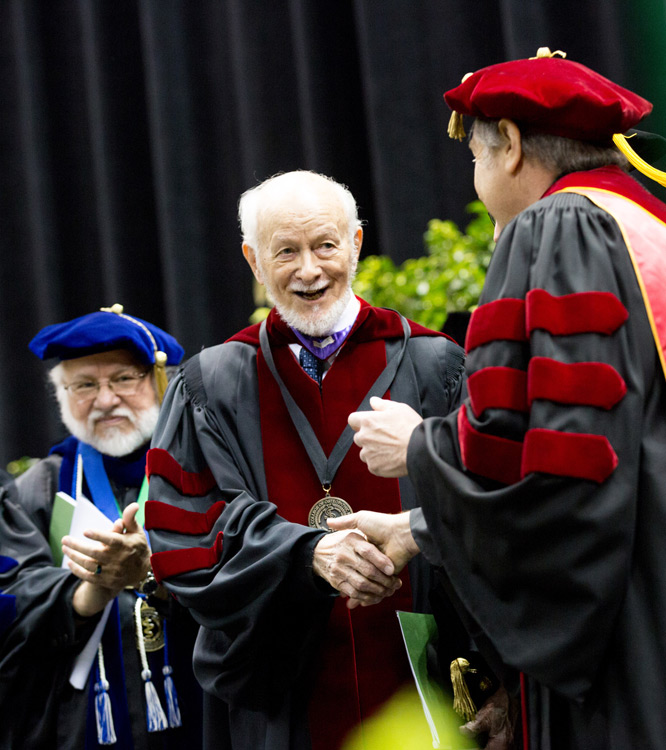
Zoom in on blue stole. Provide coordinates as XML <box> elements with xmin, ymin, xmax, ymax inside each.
<box><xmin>55</xmin><ymin>437</ymin><xmax>146</xmax><ymax>749</ymax></box>
<box><xmin>0</xmin><ymin>556</ymin><xmax>18</xmax><ymax>636</ymax></box>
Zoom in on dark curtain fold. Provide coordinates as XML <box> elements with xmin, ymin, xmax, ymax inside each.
<box><xmin>1</xmin><ymin>0</ymin><xmax>663</xmax><ymax>464</ymax></box>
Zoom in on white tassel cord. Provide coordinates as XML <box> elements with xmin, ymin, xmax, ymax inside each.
<box><xmin>94</xmin><ymin>643</ymin><xmax>117</xmax><ymax>745</ymax></box>
<box><xmin>134</xmin><ymin>596</ymin><xmax>168</xmax><ymax>732</ymax></box>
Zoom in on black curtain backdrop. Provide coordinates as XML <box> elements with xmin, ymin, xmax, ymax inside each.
<box><xmin>1</xmin><ymin>0</ymin><xmax>665</xmax><ymax>464</ymax></box>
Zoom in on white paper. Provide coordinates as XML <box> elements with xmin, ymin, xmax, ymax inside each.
<box><xmin>61</xmin><ymin>493</ymin><xmax>116</xmax><ymax>689</ymax></box>
<box><xmin>69</xmin><ymin>602</ymin><xmax>113</xmax><ymax>689</ymax></box>
<box><xmin>60</xmin><ymin>492</ymin><xmax>113</xmax><ymax>568</ymax></box>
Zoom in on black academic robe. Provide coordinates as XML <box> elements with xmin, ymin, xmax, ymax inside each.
<box><xmin>0</xmin><ymin>441</ymin><xmax>202</xmax><ymax>750</ymax></box>
<box><xmin>408</xmin><ymin>167</ymin><xmax>666</xmax><ymax>750</ymax></box>
<box><xmin>145</xmin><ymin>301</ymin><xmax>466</xmax><ymax>750</ymax></box>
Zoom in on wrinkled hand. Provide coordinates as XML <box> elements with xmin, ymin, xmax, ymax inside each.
<box><xmin>62</xmin><ymin>503</ymin><xmax>151</xmax><ymax>618</ymax></box>
<box><xmin>312</xmin><ymin>529</ymin><xmax>402</xmax><ymax>609</ymax></box>
<box><xmin>327</xmin><ymin>510</ymin><xmax>420</xmax><ymax>575</ymax></box>
<box><xmin>459</xmin><ymin>686</ymin><xmax>516</xmax><ymax>750</ymax></box>
<box><xmin>348</xmin><ymin>397</ymin><xmax>422</xmax><ymax>477</ymax></box>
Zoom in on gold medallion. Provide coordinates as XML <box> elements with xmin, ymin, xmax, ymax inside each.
<box><xmin>308</xmin><ymin>495</ymin><xmax>353</xmax><ymax>530</ymax></box>
<box><xmin>135</xmin><ymin>601</ymin><xmax>164</xmax><ymax>652</ymax></box>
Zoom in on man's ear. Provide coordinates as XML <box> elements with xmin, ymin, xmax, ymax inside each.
<box><xmin>498</xmin><ymin>118</ymin><xmax>523</xmax><ymax>175</ymax></box>
<box><xmin>352</xmin><ymin>227</ymin><xmax>363</xmax><ymax>259</ymax></box>
<box><xmin>242</xmin><ymin>243</ymin><xmax>263</xmax><ymax>284</ymax></box>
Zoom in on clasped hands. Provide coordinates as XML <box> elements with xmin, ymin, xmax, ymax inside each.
<box><xmin>61</xmin><ymin>502</ymin><xmax>151</xmax><ymax>618</ymax></box>
<box><xmin>312</xmin><ymin>397</ymin><xmax>423</xmax><ymax>609</ymax></box>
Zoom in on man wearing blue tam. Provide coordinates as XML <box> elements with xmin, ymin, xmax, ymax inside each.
<box><xmin>0</xmin><ymin>305</ymin><xmax>203</xmax><ymax>749</ymax></box>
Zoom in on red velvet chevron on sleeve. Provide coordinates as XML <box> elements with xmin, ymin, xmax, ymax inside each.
<box><xmin>457</xmin><ymin>405</ymin><xmax>523</xmax><ymax>485</ymax></box>
<box><xmin>146</xmin><ymin>448</ymin><xmax>217</xmax><ymax>496</ymax></box>
<box><xmin>526</xmin><ymin>289</ymin><xmax>628</xmax><ymax>336</ymax></box>
<box><xmin>465</xmin><ymin>298</ymin><xmax>527</xmax><ymax>352</ymax></box>
<box><xmin>521</xmin><ymin>429</ymin><xmax>618</xmax><ymax>483</ymax></box>
<box><xmin>144</xmin><ymin>500</ymin><xmax>226</xmax><ymax>534</ymax></box>
<box><xmin>150</xmin><ymin>532</ymin><xmax>224</xmax><ymax>582</ymax></box>
<box><xmin>528</xmin><ymin>357</ymin><xmax>627</xmax><ymax>409</ymax></box>
<box><xmin>467</xmin><ymin>367</ymin><xmax>528</xmax><ymax>417</ymax></box>
<box><xmin>459</xmin><ymin>290</ymin><xmax>626</xmax><ymax>486</ymax></box>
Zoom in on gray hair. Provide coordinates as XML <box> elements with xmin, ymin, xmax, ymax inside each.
<box><xmin>471</xmin><ymin>118</ymin><xmax>629</xmax><ymax>175</ymax></box>
<box><xmin>238</xmin><ymin>170</ymin><xmax>362</xmax><ymax>250</ymax></box>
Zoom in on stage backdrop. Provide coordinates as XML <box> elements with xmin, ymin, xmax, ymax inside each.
<box><xmin>1</xmin><ymin>0</ymin><xmax>664</xmax><ymax>464</ymax></box>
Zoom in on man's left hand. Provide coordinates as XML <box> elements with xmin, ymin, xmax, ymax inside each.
<box><xmin>348</xmin><ymin>397</ymin><xmax>422</xmax><ymax>477</ymax></box>
<box><xmin>312</xmin><ymin>529</ymin><xmax>402</xmax><ymax>609</ymax></box>
<box><xmin>62</xmin><ymin>502</ymin><xmax>151</xmax><ymax>596</ymax></box>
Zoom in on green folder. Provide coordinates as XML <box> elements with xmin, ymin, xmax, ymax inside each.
<box><xmin>49</xmin><ymin>491</ymin><xmax>76</xmax><ymax>565</ymax></box>
<box><xmin>396</xmin><ymin>611</ymin><xmax>477</xmax><ymax>750</ymax></box>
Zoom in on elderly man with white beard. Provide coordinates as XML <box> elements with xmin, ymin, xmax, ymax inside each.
<box><xmin>144</xmin><ymin>170</ymin><xmax>467</xmax><ymax>750</ymax></box>
<box><xmin>0</xmin><ymin>305</ymin><xmax>204</xmax><ymax>750</ymax></box>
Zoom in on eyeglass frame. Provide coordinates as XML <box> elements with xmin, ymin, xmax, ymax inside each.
<box><xmin>61</xmin><ymin>369</ymin><xmax>152</xmax><ymax>402</ymax></box>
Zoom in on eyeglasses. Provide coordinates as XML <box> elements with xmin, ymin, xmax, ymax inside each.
<box><xmin>63</xmin><ymin>370</ymin><xmax>150</xmax><ymax>402</ymax></box>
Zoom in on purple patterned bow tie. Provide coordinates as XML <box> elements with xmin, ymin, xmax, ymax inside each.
<box><xmin>291</xmin><ymin>324</ymin><xmax>354</xmax><ymax>360</ymax></box>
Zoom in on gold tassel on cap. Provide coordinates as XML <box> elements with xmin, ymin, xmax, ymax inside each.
<box><xmin>450</xmin><ymin>657</ymin><xmax>478</xmax><ymax>721</ymax></box>
<box><xmin>153</xmin><ymin>351</ymin><xmax>169</xmax><ymax>403</ymax></box>
<box><xmin>447</xmin><ymin>111</ymin><xmax>467</xmax><ymax>141</ymax></box>
<box><xmin>101</xmin><ymin>303</ymin><xmax>169</xmax><ymax>403</ymax></box>
<box><xmin>447</xmin><ymin>72</ymin><xmax>474</xmax><ymax>141</ymax></box>
<box><xmin>613</xmin><ymin>133</ymin><xmax>666</xmax><ymax>188</ymax></box>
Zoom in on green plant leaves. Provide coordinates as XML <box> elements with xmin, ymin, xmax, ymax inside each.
<box><xmin>352</xmin><ymin>201</ymin><xmax>494</xmax><ymax>330</ymax></box>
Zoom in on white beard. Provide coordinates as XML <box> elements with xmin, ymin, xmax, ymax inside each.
<box><xmin>59</xmin><ymin>401</ymin><xmax>159</xmax><ymax>457</ymax></box>
<box><xmin>259</xmin><ymin>255</ymin><xmax>358</xmax><ymax>337</ymax></box>
<box><xmin>273</xmin><ymin>286</ymin><xmax>353</xmax><ymax>336</ymax></box>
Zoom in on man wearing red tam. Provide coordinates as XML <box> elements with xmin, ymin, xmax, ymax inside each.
<box><xmin>332</xmin><ymin>49</ymin><xmax>666</xmax><ymax>749</ymax></box>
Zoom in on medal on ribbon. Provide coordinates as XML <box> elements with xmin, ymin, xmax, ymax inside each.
<box><xmin>308</xmin><ymin>485</ymin><xmax>354</xmax><ymax>530</ymax></box>
<box><xmin>259</xmin><ymin>314</ymin><xmax>411</xmax><ymax>531</ymax></box>
<box><xmin>135</xmin><ymin>600</ymin><xmax>164</xmax><ymax>652</ymax></box>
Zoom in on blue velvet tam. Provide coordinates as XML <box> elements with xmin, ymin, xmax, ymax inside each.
<box><xmin>28</xmin><ymin>304</ymin><xmax>184</xmax><ymax>366</ymax></box>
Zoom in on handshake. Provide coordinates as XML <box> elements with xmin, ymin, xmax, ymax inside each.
<box><xmin>312</xmin><ymin>510</ymin><xmax>422</xmax><ymax>610</ymax></box>
<box><xmin>311</xmin><ymin>396</ymin><xmax>426</xmax><ymax>609</ymax></box>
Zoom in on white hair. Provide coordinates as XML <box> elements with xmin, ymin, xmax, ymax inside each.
<box><xmin>238</xmin><ymin>170</ymin><xmax>362</xmax><ymax>251</ymax></box>
<box><xmin>49</xmin><ymin>363</ymin><xmax>159</xmax><ymax>457</ymax></box>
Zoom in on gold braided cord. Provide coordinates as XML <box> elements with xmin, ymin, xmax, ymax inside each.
<box><xmin>100</xmin><ymin>303</ymin><xmax>169</xmax><ymax>403</ymax></box>
<box><xmin>613</xmin><ymin>133</ymin><xmax>666</xmax><ymax>188</ymax></box>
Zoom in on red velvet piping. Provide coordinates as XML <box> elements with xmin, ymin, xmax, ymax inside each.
<box><xmin>144</xmin><ymin>499</ymin><xmax>226</xmax><ymax>534</ymax></box>
<box><xmin>543</xmin><ymin>166</ymin><xmax>666</xmax><ymax>226</ymax></box>
<box><xmin>467</xmin><ymin>366</ymin><xmax>528</xmax><ymax>417</ymax></box>
<box><xmin>465</xmin><ymin>298</ymin><xmax>527</xmax><ymax>353</ymax></box>
<box><xmin>150</xmin><ymin>532</ymin><xmax>224</xmax><ymax>582</ymax></box>
<box><xmin>528</xmin><ymin>357</ymin><xmax>626</xmax><ymax>409</ymax></box>
<box><xmin>521</xmin><ymin>429</ymin><xmax>618</xmax><ymax>483</ymax></box>
<box><xmin>457</xmin><ymin>405</ymin><xmax>523</xmax><ymax>485</ymax></box>
<box><xmin>146</xmin><ymin>448</ymin><xmax>216</xmax><ymax>496</ymax></box>
<box><xmin>526</xmin><ymin>289</ymin><xmax>628</xmax><ymax>337</ymax></box>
